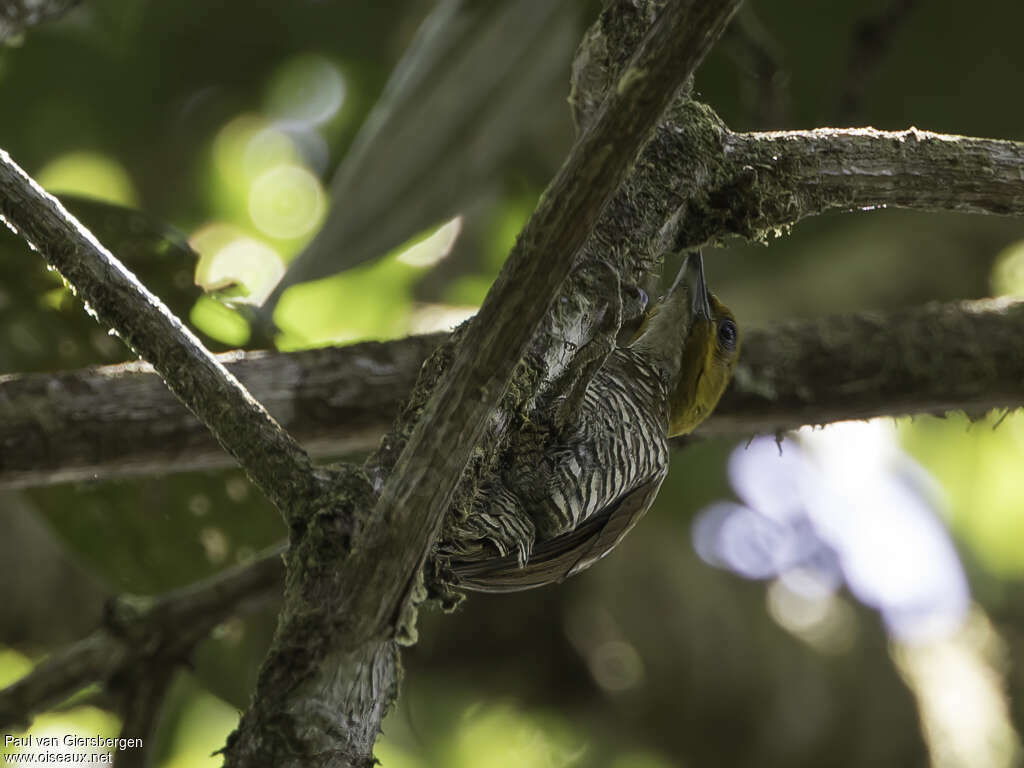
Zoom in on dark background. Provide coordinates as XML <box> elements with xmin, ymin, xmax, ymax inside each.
<box><xmin>2</xmin><ymin>1</ymin><xmax>1024</xmax><ymax>765</ymax></box>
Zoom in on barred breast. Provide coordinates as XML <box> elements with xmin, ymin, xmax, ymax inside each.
<box><xmin>443</xmin><ymin>347</ymin><xmax>671</xmax><ymax>576</ymax></box>
<box><xmin>523</xmin><ymin>347</ymin><xmax>671</xmax><ymax>539</ymax></box>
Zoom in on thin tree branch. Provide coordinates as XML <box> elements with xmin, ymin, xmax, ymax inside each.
<box><xmin>113</xmin><ymin>665</ymin><xmax>174</xmax><ymax>768</ymax></box>
<box><xmin>0</xmin><ymin>546</ymin><xmax>283</xmax><ymax>732</ymax></box>
<box><xmin>676</xmin><ymin>125</ymin><xmax>1024</xmax><ymax>248</ymax></box>
<box><xmin>223</xmin><ymin>2</ymin><xmax>743</xmax><ymax>765</ymax></box>
<box><xmin>0</xmin><ymin>633</ymin><xmax>123</xmax><ymax>732</ymax></box>
<box><xmin>0</xmin><ymin>150</ymin><xmax>319</xmax><ymax>516</ymax></box>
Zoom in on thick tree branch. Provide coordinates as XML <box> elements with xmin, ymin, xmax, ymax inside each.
<box><xmin>713</xmin><ymin>296</ymin><xmax>1024</xmax><ymax>434</ymax></box>
<box><xmin>366</xmin><ymin>0</ymin><xmax>743</xmax><ymax>607</ymax></box>
<box><xmin>3</xmin><ymin>0</ymin><xmax>1018</xmax><ymax>760</ymax></box>
<box><xmin>0</xmin><ymin>150</ymin><xmax>319</xmax><ymax>516</ymax></box>
<box><xmin>5</xmin><ymin>298</ymin><xmax>1023</xmax><ymax>489</ymax></box>
<box><xmin>0</xmin><ymin>546</ymin><xmax>283</xmax><ymax>731</ymax></box>
<box><xmin>5</xmin><ymin>117</ymin><xmax>1019</xmax><ymax>490</ymax></box>
<box><xmin>0</xmin><ymin>334</ymin><xmax>443</xmax><ymax>489</ymax></box>
<box><xmin>7</xmin><ymin>291</ymin><xmax>1023</xmax><ymax>734</ymax></box>
<box><xmin>223</xmin><ymin>2</ymin><xmax>743</xmax><ymax>765</ymax></box>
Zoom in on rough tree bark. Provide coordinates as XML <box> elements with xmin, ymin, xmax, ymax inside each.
<box><xmin>4</xmin><ymin>293</ymin><xmax>1024</xmax><ymax>488</ymax></box>
<box><xmin>1</xmin><ymin>0</ymin><xmax>1023</xmax><ymax>765</ymax></box>
<box><xmin>3</xmin><ymin>1</ymin><xmax>745</xmax><ymax>764</ymax></box>
<box><xmin>223</xmin><ymin>2</ymin><xmax>744</xmax><ymax>764</ymax></box>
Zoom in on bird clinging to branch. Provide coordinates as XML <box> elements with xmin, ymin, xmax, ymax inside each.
<box><xmin>445</xmin><ymin>251</ymin><xmax>739</xmax><ymax>591</ymax></box>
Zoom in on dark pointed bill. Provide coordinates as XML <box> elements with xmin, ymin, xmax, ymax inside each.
<box><xmin>682</xmin><ymin>250</ymin><xmax>712</xmax><ymax>321</ymax></box>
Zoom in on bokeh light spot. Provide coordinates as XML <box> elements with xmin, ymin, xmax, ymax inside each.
<box><xmin>243</xmin><ymin>126</ymin><xmax>298</xmax><ymax>180</ymax></box>
<box><xmin>766</xmin><ymin>580</ymin><xmax>856</xmax><ymax>654</ymax></box>
<box><xmin>248</xmin><ymin>164</ymin><xmax>326</xmax><ymax>240</ymax></box>
<box><xmin>163</xmin><ymin>683</ymin><xmax>240</xmax><ymax>768</ymax></box>
<box><xmin>273</xmin><ymin>244</ymin><xmax>425</xmax><ymax>349</ymax></box>
<box><xmin>0</xmin><ymin>647</ymin><xmax>32</xmax><ymax>688</ymax></box>
<box><xmin>189</xmin><ymin>295</ymin><xmax>250</xmax><ymax>347</ymax></box>
<box><xmin>192</xmin><ymin>223</ymin><xmax>286</xmax><ymax>306</ymax></box>
<box><xmin>213</xmin><ymin>115</ymin><xmax>296</xmax><ymax>184</ymax></box>
<box><xmin>265</xmin><ymin>53</ymin><xmax>346</xmax><ymax>127</ymax></box>
<box><xmin>991</xmin><ymin>240</ymin><xmax>1024</xmax><ymax>296</ymax></box>
<box><xmin>199</xmin><ymin>527</ymin><xmax>229</xmax><ymax>565</ymax></box>
<box><xmin>36</xmin><ymin>151</ymin><xmax>138</xmax><ymax>206</ymax></box>
<box><xmin>695</xmin><ymin>422</ymin><xmax>970</xmax><ymax>643</ymax></box>
<box><xmin>901</xmin><ymin>411</ymin><xmax>1024</xmax><ymax>577</ymax></box>
<box><xmin>444</xmin><ymin>705</ymin><xmax>583</xmax><ymax>768</ymax></box>
<box><xmin>894</xmin><ymin>611</ymin><xmax>1022</xmax><ymax>768</ymax></box>
<box><xmin>396</xmin><ymin>217</ymin><xmax>462</xmax><ymax>267</ymax></box>
<box><xmin>588</xmin><ymin>640</ymin><xmax>645</xmax><ymax>692</ymax></box>
<box><xmin>408</xmin><ymin>303</ymin><xmax>478</xmax><ymax>334</ymax></box>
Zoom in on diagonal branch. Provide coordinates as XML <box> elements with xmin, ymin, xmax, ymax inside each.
<box><xmin>354</xmin><ymin>0</ymin><xmax>745</xmax><ymax>635</ymax></box>
<box><xmin>0</xmin><ymin>151</ymin><xmax>319</xmax><ymax>517</ymax></box>
<box><xmin>223</xmin><ymin>2</ymin><xmax>743</xmax><ymax>765</ymax></box>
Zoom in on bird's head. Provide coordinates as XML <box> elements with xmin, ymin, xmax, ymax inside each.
<box><xmin>629</xmin><ymin>251</ymin><xmax>739</xmax><ymax>437</ymax></box>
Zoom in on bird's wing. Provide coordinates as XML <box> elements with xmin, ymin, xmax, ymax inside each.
<box><xmin>449</xmin><ymin>472</ymin><xmax>666</xmax><ymax>593</ymax></box>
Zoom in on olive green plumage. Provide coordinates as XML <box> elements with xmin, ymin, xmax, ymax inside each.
<box><xmin>446</xmin><ymin>253</ymin><xmax>739</xmax><ymax>592</ymax></box>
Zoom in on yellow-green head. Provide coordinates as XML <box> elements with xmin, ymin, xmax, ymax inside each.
<box><xmin>630</xmin><ymin>252</ymin><xmax>739</xmax><ymax>437</ymax></box>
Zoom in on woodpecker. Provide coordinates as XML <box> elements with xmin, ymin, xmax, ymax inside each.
<box><xmin>444</xmin><ymin>252</ymin><xmax>739</xmax><ymax>592</ymax></box>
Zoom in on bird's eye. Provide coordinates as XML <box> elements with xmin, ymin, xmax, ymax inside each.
<box><xmin>717</xmin><ymin>318</ymin><xmax>737</xmax><ymax>350</ymax></box>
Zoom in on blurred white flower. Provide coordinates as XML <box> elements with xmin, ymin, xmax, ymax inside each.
<box><xmin>693</xmin><ymin>421</ymin><xmax>969</xmax><ymax>642</ymax></box>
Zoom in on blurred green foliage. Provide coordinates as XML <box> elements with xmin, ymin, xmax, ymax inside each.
<box><xmin>36</xmin><ymin>470</ymin><xmax>282</xmax><ymax>593</ymax></box>
<box><xmin>902</xmin><ymin>412</ymin><xmax>1024</xmax><ymax>578</ymax></box>
<box><xmin>2</xmin><ymin>0</ymin><xmax>1024</xmax><ymax>766</ymax></box>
